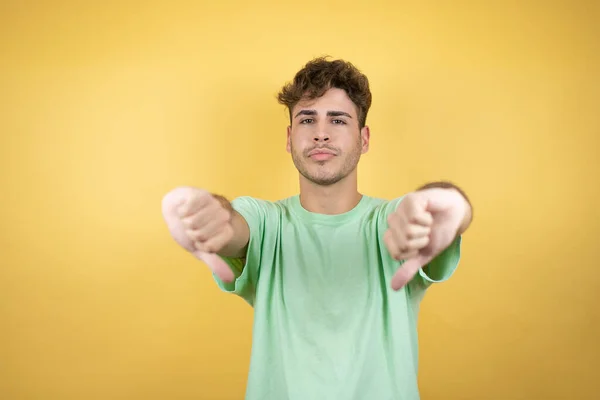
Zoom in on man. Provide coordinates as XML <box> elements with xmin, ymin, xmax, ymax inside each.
<box><xmin>161</xmin><ymin>57</ymin><xmax>473</xmax><ymax>400</ymax></box>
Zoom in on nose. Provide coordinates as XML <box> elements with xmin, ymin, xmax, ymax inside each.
<box><xmin>313</xmin><ymin>126</ymin><xmax>330</xmax><ymax>142</ymax></box>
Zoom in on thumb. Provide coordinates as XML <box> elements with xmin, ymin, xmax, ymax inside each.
<box><xmin>192</xmin><ymin>250</ymin><xmax>235</xmax><ymax>283</ymax></box>
<box><xmin>391</xmin><ymin>255</ymin><xmax>431</xmax><ymax>291</ymax></box>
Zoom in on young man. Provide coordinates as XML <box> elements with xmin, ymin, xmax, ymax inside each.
<box><xmin>162</xmin><ymin>57</ymin><xmax>473</xmax><ymax>400</ymax></box>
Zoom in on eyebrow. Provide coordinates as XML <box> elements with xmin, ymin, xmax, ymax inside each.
<box><xmin>294</xmin><ymin>109</ymin><xmax>353</xmax><ymax>119</ymax></box>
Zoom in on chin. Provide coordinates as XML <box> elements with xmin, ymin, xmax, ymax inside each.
<box><xmin>304</xmin><ymin>170</ymin><xmax>346</xmax><ymax>186</ymax></box>
<box><xmin>294</xmin><ymin>157</ymin><xmax>348</xmax><ymax>185</ymax></box>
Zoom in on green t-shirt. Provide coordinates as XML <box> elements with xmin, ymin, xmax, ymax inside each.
<box><xmin>214</xmin><ymin>194</ymin><xmax>461</xmax><ymax>400</ymax></box>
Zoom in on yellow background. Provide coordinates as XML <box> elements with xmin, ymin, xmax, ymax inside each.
<box><xmin>1</xmin><ymin>1</ymin><xmax>598</xmax><ymax>399</ymax></box>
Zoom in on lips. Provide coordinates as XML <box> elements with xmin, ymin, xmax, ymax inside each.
<box><xmin>308</xmin><ymin>148</ymin><xmax>336</xmax><ymax>157</ymax></box>
<box><xmin>308</xmin><ymin>149</ymin><xmax>336</xmax><ymax>161</ymax></box>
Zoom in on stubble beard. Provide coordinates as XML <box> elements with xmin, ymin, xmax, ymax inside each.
<box><xmin>291</xmin><ymin>139</ymin><xmax>362</xmax><ymax>187</ymax></box>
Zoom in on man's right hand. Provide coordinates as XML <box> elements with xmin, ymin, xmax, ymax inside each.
<box><xmin>161</xmin><ymin>187</ymin><xmax>236</xmax><ymax>283</ymax></box>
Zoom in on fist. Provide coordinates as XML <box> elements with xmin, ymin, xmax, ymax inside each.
<box><xmin>384</xmin><ymin>193</ymin><xmax>433</xmax><ymax>261</ymax></box>
<box><xmin>161</xmin><ymin>187</ymin><xmax>235</xmax><ymax>282</ymax></box>
<box><xmin>385</xmin><ymin>188</ymin><xmax>470</xmax><ymax>291</ymax></box>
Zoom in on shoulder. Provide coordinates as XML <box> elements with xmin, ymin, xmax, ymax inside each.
<box><xmin>359</xmin><ymin>195</ymin><xmax>410</xmax><ymax>230</ymax></box>
<box><xmin>230</xmin><ymin>195</ymin><xmax>290</xmax><ymax>220</ymax></box>
<box><xmin>363</xmin><ymin>195</ymin><xmax>405</xmax><ymax>216</ymax></box>
<box><xmin>231</xmin><ymin>195</ymin><xmax>290</xmax><ymax>209</ymax></box>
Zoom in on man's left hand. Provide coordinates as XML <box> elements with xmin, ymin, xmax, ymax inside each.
<box><xmin>383</xmin><ymin>188</ymin><xmax>471</xmax><ymax>291</ymax></box>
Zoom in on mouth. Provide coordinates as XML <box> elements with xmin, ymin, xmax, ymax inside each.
<box><xmin>308</xmin><ymin>148</ymin><xmax>336</xmax><ymax>161</ymax></box>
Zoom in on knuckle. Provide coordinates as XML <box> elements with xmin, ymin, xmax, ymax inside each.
<box><xmin>403</xmin><ymin>193</ymin><xmax>417</xmax><ymax>207</ymax></box>
<box><xmin>383</xmin><ymin>229</ymin><xmax>391</xmax><ymax>241</ymax></box>
<box><xmin>181</xmin><ymin>217</ymin><xmax>192</xmax><ymax>229</ymax></box>
<box><xmin>185</xmin><ymin>216</ymin><xmax>198</xmax><ymax>229</ymax></box>
<box><xmin>388</xmin><ymin>212</ymin><xmax>407</xmax><ymax>228</ymax></box>
<box><xmin>405</xmin><ymin>192</ymin><xmax>417</xmax><ymax>201</ymax></box>
<box><xmin>383</xmin><ymin>231</ymin><xmax>394</xmax><ymax>247</ymax></box>
<box><xmin>194</xmin><ymin>188</ymin><xmax>209</xmax><ymax>197</ymax></box>
<box><xmin>202</xmin><ymin>242</ymin><xmax>218</xmax><ymax>253</ymax></box>
<box><xmin>192</xmin><ymin>189</ymin><xmax>210</xmax><ymax>203</ymax></box>
<box><xmin>197</xmin><ymin>232</ymin><xmax>209</xmax><ymax>242</ymax></box>
<box><xmin>203</xmin><ymin>230</ymin><xmax>229</xmax><ymax>254</ymax></box>
<box><xmin>190</xmin><ymin>230</ymin><xmax>205</xmax><ymax>242</ymax></box>
<box><xmin>387</xmin><ymin>213</ymin><xmax>395</xmax><ymax>225</ymax></box>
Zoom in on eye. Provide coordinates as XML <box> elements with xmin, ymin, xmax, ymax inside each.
<box><xmin>332</xmin><ymin>119</ymin><xmax>346</xmax><ymax>125</ymax></box>
<box><xmin>300</xmin><ymin>118</ymin><xmax>314</xmax><ymax>124</ymax></box>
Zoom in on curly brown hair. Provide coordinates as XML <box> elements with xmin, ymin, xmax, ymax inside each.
<box><xmin>277</xmin><ymin>57</ymin><xmax>372</xmax><ymax>128</ymax></box>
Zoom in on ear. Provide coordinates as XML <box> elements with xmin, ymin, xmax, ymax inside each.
<box><xmin>360</xmin><ymin>125</ymin><xmax>370</xmax><ymax>154</ymax></box>
<box><xmin>286</xmin><ymin>125</ymin><xmax>292</xmax><ymax>153</ymax></box>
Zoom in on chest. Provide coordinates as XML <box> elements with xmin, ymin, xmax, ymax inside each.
<box><xmin>261</xmin><ymin>221</ymin><xmax>384</xmax><ymax>319</ymax></box>
<box><xmin>280</xmin><ymin>221</ymin><xmax>380</xmax><ymax>277</ymax></box>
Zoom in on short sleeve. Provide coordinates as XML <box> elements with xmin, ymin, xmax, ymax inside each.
<box><xmin>418</xmin><ymin>235</ymin><xmax>461</xmax><ymax>286</ymax></box>
<box><xmin>377</xmin><ymin>196</ymin><xmax>462</xmax><ymax>290</ymax></box>
<box><xmin>213</xmin><ymin>196</ymin><xmax>269</xmax><ymax>306</ymax></box>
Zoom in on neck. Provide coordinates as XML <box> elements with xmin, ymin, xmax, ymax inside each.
<box><xmin>298</xmin><ymin>171</ymin><xmax>362</xmax><ymax>215</ymax></box>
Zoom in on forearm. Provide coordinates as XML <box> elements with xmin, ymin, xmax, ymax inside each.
<box><xmin>211</xmin><ymin>194</ymin><xmax>250</xmax><ymax>259</ymax></box>
<box><xmin>416</xmin><ymin>181</ymin><xmax>473</xmax><ymax>234</ymax></box>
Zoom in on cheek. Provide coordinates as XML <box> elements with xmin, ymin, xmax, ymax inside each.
<box><xmin>290</xmin><ymin>129</ymin><xmax>308</xmax><ymax>146</ymax></box>
<box><xmin>288</xmin><ymin>135</ymin><xmax>303</xmax><ymax>153</ymax></box>
<box><xmin>341</xmin><ymin>133</ymin><xmax>361</xmax><ymax>149</ymax></box>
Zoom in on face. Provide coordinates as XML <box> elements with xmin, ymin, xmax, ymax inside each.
<box><xmin>286</xmin><ymin>88</ymin><xmax>370</xmax><ymax>186</ymax></box>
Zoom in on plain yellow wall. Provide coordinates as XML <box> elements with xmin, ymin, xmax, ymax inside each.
<box><xmin>1</xmin><ymin>1</ymin><xmax>598</xmax><ymax>399</ymax></box>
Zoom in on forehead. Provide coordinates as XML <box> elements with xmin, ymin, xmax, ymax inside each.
<box><xmin>293</xmin><ymin>88</ymin><xmax>358</xmax><ymax>117</ymax></box>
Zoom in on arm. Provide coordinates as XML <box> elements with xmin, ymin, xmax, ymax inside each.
<box><xmin>211</xmin><ymin>195</ymin><xmax>272</xmax><ymax>306</ymax></box>
<box><xmin>161</xmin><ymin>187</ymin><xmax>250</xmax><ymax>282</ymax></box>
<box><xmin>211</xmin><ymin>194</ymin><xmax>250</xmax><ymax>259</ymax></box>
<box><xmin>162</xmin><ymin>188</ymin><xmax>268</xmax><ymax>306</ymax></box>
<box><xmin>385</xmin><ymin>181</ymin><xmax>472</xmax><ymax>290</ymax></box>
